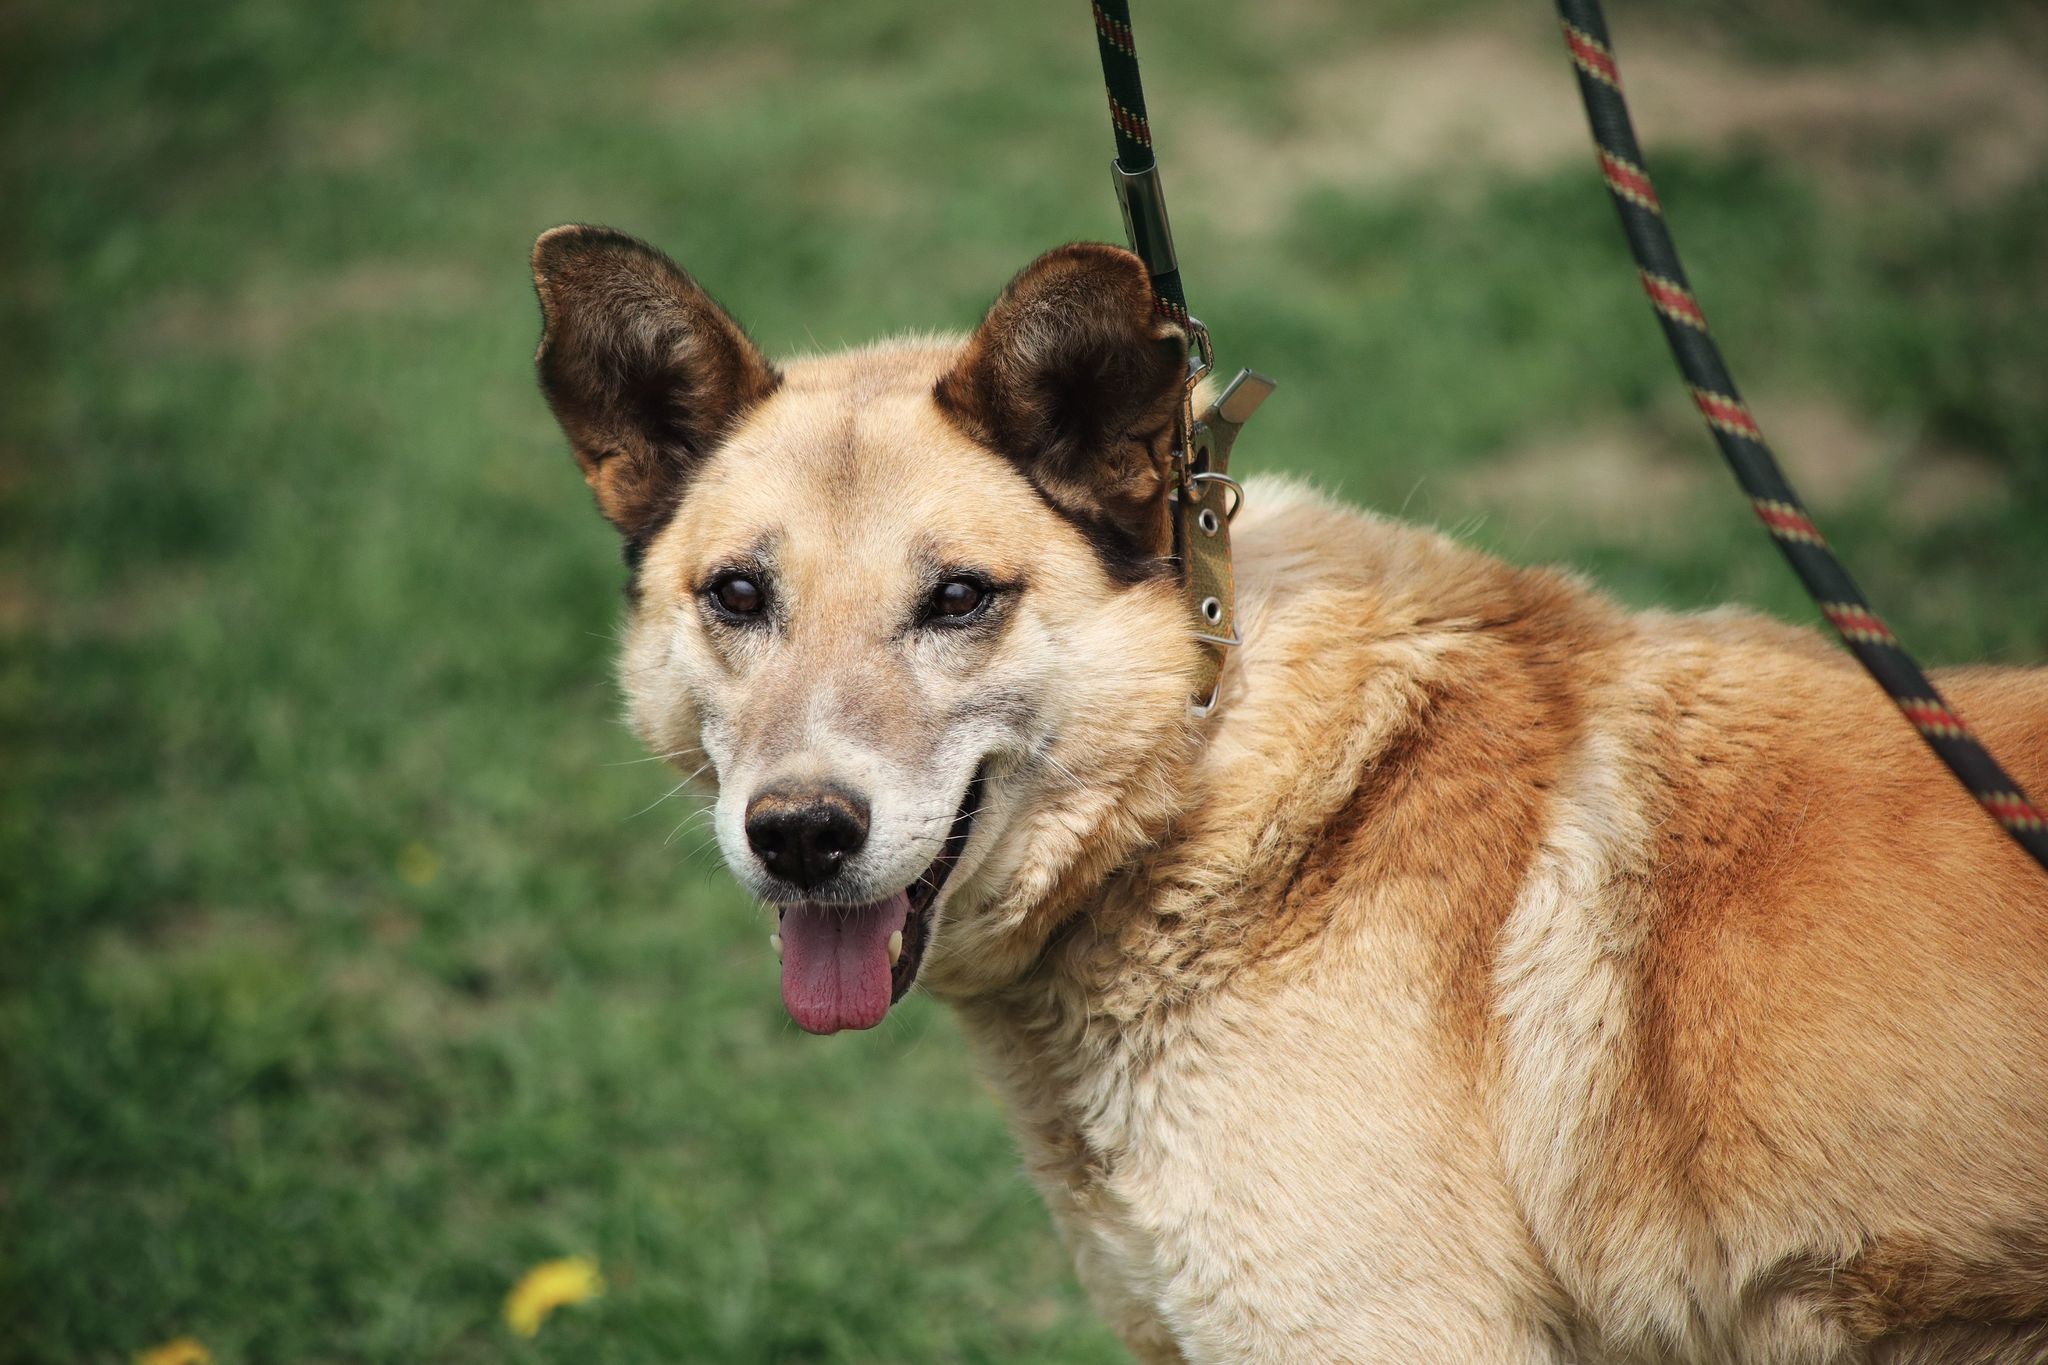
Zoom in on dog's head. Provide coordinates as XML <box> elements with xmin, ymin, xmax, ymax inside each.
<box><xmin>531</xmin><ymin>226</ymin><xmax>1203</xmax><ymax>1031</ymax></box>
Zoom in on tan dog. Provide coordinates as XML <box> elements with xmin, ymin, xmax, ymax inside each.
<box><xmin>529</xmin><ymin>225</ymin><xmax>2048</xmax><ymax>1364</ymax></box>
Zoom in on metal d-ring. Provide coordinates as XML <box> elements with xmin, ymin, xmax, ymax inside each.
<box><xmin>1184</xmin><ymin>317</ymin><xmax>1215</xmax><ymax>384</ymax></box>
<box><xmin>1191</xmin><ymin>471</ymin><xmax>1244</xmax><ymax>520</ymax></box>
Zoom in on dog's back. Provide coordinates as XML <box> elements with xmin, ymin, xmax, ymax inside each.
<box><xmin>1491</xmin><ymin>591</ymin><xmax>2048</xmax><ymax>1362</ymax></box>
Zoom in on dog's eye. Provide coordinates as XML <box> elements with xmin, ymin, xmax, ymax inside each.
<box><xmin>710</xmin><ymin>574</ymin><xmax>766</xmax><ymax>617</ymax></box>
<box><xmin>930</xmin><ymin>578</ymin><xmax>985</xmax><ymax>620</ymax></box>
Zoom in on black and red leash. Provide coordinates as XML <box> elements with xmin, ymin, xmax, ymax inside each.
<box><xmin>1086</xmin><ymin>0</ymin><xmax>2047</xmax><ymax>871</ymax></box>
<box><xmin>1554</xmin><ymin>0</ymin><xmax>2047</xmax><ymax>872</ymax></box>
<box><xmin>1090</xmin><ymin>0</ymin><xmax>1191</xmax><ymax>329</ymax></box>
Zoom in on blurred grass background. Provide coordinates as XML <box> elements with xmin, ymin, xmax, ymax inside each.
<box><xmin>3</xmin><ymin>0</ymin><xmax>2044</xmax><ymax>1359</ymax></box>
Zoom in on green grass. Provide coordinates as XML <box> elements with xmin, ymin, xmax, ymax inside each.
<box><xmin>4</xmin><ymin>0</ymin><xmax>2044</xmax><ymax>1360</ymax></box>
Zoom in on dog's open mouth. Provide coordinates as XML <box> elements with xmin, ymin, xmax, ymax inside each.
<box><xmin>775</xmin><ymin>769</ymin><xmax>984</xmax><ymax>1034</ymax></box>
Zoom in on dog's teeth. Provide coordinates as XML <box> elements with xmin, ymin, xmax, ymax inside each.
<box><xmin>888</xmin><ymin>930</ymin><xmax>903</xmax><ymax>964</ymax></box>
<box><xmin>770</xmin><ymin>933</ymin><xmax>783</xmax><ymax>960</ymax></box>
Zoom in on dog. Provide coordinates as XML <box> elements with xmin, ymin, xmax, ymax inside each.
<box><xmin>529</xmin><ymin>224</ymin><xmax>2048</xmax><ymax>1363</ymax></box>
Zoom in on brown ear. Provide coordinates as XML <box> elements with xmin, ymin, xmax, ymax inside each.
<box><xmin>935</xmin><ymin>243</ymin><xmax>1186</xmax><ymax>575</ymax></box>
<box><xmin>531</xmin><ymin>225</ymin><xmax>779</xmax><ymax>543</ymax></box>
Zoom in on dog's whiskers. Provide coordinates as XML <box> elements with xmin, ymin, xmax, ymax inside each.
<box><xmin>662</xmin><ymin>807</ymin><xmax>718</xmax><ymax>849</ymax></box>
<box><xmin>629</xmin><ymin>775</ymin><xmax>714</xmax><ymax>822</ymax></box>
<box><xmin>604</xmin><ymin>746</ymin><xmax>701</xmax><ymax>769</ymax></box>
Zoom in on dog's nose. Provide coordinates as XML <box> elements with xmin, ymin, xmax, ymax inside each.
<box><xmin>744</xmin><ymin>786</ymin><xmax>870</xmax><ymax>890</ymax></box>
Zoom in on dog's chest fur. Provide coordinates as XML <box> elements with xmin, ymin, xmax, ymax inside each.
<box><xmin>955</xmin><ymin>482</ymin><xmax>1594</xmax><ymax>1358</ymax></box>
<box><xmin>957</xmin><ymin>920</ymin><xmax>1568</xmax><ymax>1363</ymax></box>
<box><xmin>952</xmin><ymin>481</ymin><xmax>2048</xmax><ymax>1363</ymax></box>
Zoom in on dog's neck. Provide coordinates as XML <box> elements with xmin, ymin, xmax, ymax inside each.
<box><xmin>947</xmin><ymin>478</ymin><xmax>1610</xmax><ymax>1123</ymax></box>
<box><xmin>953</xmin><ymin>482</ymin><xmax>1499</xmax><ymax>1018</ymax></box>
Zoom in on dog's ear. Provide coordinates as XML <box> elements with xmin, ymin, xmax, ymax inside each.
<box><xmin>935</xmin><ymin>243</ymin><xmax>1186</xmax><ymax>571</ymax></box>
<box><xmin>531</xmin><ymin>225</ymin><xmax>779</xmax><ymax>542</ymax></box>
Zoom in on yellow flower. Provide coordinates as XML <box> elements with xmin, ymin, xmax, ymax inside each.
<box><xmin>136</xmin><ymin>1339</ymin><xmax>212</xmax><ymax>1365</ymax></box>
<box><xmin>504</xmin><ymin>1256</ymin><xmax>605</xmax><ymax>1338</ymax></box>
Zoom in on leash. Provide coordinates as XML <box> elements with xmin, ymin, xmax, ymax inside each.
<box><xmin>1090</xmin><ymin>0</ymin><xmax>1273</xmax><ymax>716</ymax></box>
<box><xmin>1554</xmin><ymin>0</ymin><xmax>2047</xmax><ymax>872</ymax></box>
<box><xmin>1085</xmin><ymin>0</ymin><xmax>2046</xmax><ymax>869</ymax></box>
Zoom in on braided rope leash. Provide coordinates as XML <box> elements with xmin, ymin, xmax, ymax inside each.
<box><xmin>1090</xmin><ymin>0</ymin><xmax>1191</xmax><ymax>327</ymax></box>
<box><xmin>1555</xmin><ymin>0</ymin><xmax>2048</xmax><ymax>872</ymax></box>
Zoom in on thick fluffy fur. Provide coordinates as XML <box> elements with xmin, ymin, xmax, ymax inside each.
<box><xmin>532</xmin><ymin>229</ymin><xmax>2048</xmax><ymax>1363</ymax></box>
<box><xmin>958</xmin><ymin>483</ymin><xmax>2048</xmax><ymax>1363</ymax></box>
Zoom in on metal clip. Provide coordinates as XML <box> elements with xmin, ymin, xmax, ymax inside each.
<box><xmin>1112</xmin><ymin>160</ymin><xmax>1179</xmax><ymax>279</ymax></box>
<box><xmin>1186</xmin><ymin>369</ymin><xmax>1273</xmax><ymax>484</ymax></box>
<box><xmin>1183</xmin><ymin>316</ymin><xmax>1214</xmax><ymax>382</ymax></box>
<box><xmin>1210</xmin><ymin>368</ymin><xmax>1274</xmax><ymax>429</ymax></box>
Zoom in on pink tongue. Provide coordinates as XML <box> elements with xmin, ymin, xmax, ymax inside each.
<box><xmin>778</xmin><ymin>892</ymin><xmax>911</xmax><ymax>1034</ymax></box>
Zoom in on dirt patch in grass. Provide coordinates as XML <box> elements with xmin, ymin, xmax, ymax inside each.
<box><xmin>1894</xmin><ymin>447</ymin><xmax>2010</xmax><ymax>530</ymax></box>
<box><xmin>643</xmin><ymin>45</ymin><xmax>798</xmax><ymax>117</ymax></box>
<box><xmin>1450</xmin><ymin>418</ymin><xmax>1709</xmax><ymax>541</ymax></box>
<box><xmin>1734</xmin><ymin>396</ymin><xmax>2007</xmax><ymax>522</ymax></box>
<box><xmin>1751</xmin><ymin>395</ymin><xmax>1896</xmax><ymax>507</ymax></box>
<box><xmin>1451</xmin><ymin>393</ymin><xmax>2008</xmax><ymax>539</ymax></box>
<box><xmin>285</xmin><ymin>101</ymin><xmax>412</xmax><ymax>173</ymax></box>
<box><xmin>0</xmin><ymin>577</ymin><xmax>31</xmax><ymax>633</ymax></box>
<box><xmin>1190</xmin><ymin>26</ymin><xmax>2048</xmax><ymax>233</ymax></box>
<box><xmin>1622</xmin><ymin>37</ymin><xmax>2048</xmax><ymax>200</ymax></box>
